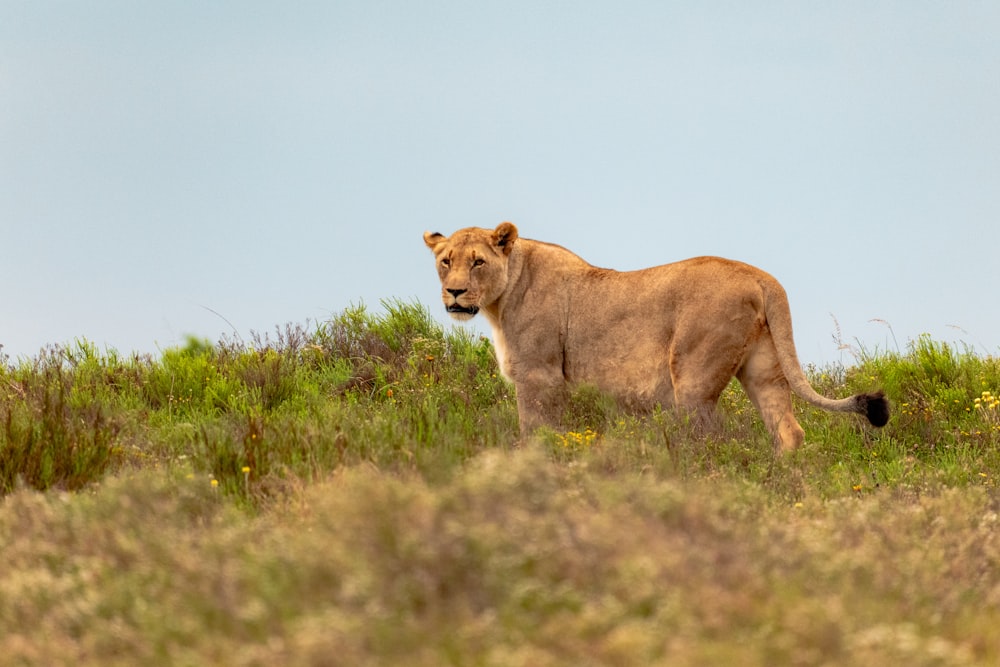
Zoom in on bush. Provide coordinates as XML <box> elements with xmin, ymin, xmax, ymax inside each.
<box><xmin>3</xmin><ymin>301</ymin><xmax>1000</xmax><ymax>504</ymax></box>
<box><xmin>0</xmin><ymin>346</ymin><xmax>123</xmax><ymax>493</ymax></box>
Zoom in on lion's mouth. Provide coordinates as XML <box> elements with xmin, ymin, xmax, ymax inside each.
<box><xmin>446</xmin><ymin>304</ymin><xmax>480</xmax><ymax>316</ymax></box>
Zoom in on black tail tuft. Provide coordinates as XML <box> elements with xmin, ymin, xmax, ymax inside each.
<box><xmin>859</xmin><ymin>391</ymin><xmax>890</xmax><ymax>427</ymax></box>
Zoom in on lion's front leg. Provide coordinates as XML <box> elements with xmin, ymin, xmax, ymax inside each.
<box><xmin>513</xmin><ymin>369</ymin><xmax>569</xmax><ymax>435</ymax></box>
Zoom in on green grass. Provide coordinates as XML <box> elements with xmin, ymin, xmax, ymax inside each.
<box><xmin>2</xmin><ymin>301</ymin><xmax>1000</xmax><ymax>665</ymax></box>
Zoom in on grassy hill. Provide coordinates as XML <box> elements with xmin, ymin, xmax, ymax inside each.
<box><xmin>2</xmin><ymin>301</ymin><xmax>999</xmax><ymax>665</ymax></box>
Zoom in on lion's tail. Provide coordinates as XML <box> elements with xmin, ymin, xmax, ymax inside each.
<box><xmin>762</xmin><ymin>282</ymin><xmax>889</xmax><ymax>427</ymax></box>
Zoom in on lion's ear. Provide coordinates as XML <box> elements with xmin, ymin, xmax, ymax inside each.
<box><xmin>493</xmin><ymin>222</ymin><xmax>518</xmax><ymax>255</ymax></box>
<box><xmin>424</xmin><ymin>231</ymin><xmax>446</xmax><ymax>251</ymax></box>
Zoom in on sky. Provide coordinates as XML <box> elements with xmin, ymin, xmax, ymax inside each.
<box><xmin>2</xmin><ymin>2</ymin><xmax>998</xmax><ymax>366</ymax></box>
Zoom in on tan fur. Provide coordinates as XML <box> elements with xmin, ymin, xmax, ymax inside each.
<box><xmin>423</xmin><ymin>222</ymin><xmax>888</xmax><ymax>453</ymax></box>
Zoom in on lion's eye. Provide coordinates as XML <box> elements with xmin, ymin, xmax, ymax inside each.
<box><xmin>472</xmin><ymin>258</ymin><xmax>485</xmax><ymax>268</ymax></box>
<box><xmin>440</xmin><ymin>258</ymin><xmax>451</xmax><ymax>268</ymax></box>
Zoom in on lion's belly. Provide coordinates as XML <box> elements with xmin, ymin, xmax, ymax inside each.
<box><xmin>564</xmin><ymin>337</ymin><xmax>673</xmax><ymax>409</ymax></box>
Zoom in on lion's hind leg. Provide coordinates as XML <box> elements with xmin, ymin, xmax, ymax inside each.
<box><xmin>736</xmin><ymin>337</ymin><xmax>805</xmax><ymax>455</ymax></box>
<box><xmin>668</xmin><ymin>351</ymin><xmax>733</xmax><ymax>438</ymax></box>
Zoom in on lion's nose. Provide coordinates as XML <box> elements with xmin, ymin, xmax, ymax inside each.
<box><xmin>447</xmin><ymin>288</ymin><xmax>466</xmax><ymax>298</ymax></box>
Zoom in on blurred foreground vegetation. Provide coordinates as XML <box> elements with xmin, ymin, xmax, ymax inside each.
<box><xmin>2</xmin><ymin>301</ymin><xmax>1000</xmax><ymax>665</ymax></box>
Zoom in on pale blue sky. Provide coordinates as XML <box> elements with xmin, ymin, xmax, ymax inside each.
<box><xmin>2</xmin><ymin>2</ymin><xmax>998</xmax><ymax>365</ymax></box>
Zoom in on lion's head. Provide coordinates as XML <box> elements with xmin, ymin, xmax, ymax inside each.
<box><xmin>423</xmin><ymin>222</ymin><xmax>518</xmax><ymax>321</ymax></box>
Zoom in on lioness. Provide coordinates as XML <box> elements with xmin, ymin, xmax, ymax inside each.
<box><xmin>423</xmin><ymin>222</ymin><xmax>888</xmax><ymax>453</ymax></box>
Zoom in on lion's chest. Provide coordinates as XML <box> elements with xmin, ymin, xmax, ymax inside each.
<box><xmin>491</xmin><ymin>328</ymin><xmax>513</xmax><ymax>382</ymax></box>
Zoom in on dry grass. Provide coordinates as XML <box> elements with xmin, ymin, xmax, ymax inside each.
<box><xmin>1</xmin><ymin>449</ymin><xmax>997</xmax><ymax>665</ymax></box>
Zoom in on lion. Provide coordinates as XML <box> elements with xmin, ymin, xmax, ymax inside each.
<box><xmin>423</xmin><ymin>222</ymin><xmax>888</xmax><ymax>453</ymax></box>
